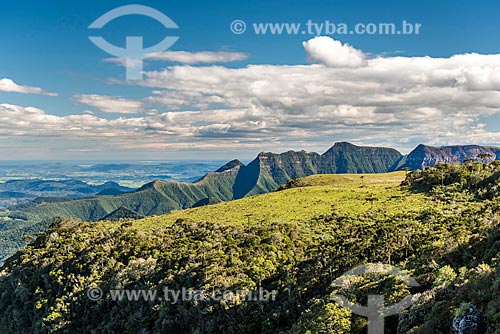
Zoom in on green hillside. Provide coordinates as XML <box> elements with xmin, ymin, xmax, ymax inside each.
<box><xmin>9</xmin><ymin>142</ymin><xmax>403</xmax><ymax>224</ymax></box>
<box><xmin>0</xmin><ymin>143</ymin><xmax>403</xmax><ymax>262</ymax></box>
<box><xmin>11</xmin><ymin>168</ymin><xmax>241</xmax><ymax>223</ymax></box>
<box><xmin>136</xmin><ymin>172</ymin><xmax>425</xmax><ymax>228</ymax></box>
<box><xmin>0</xmin><ymin>167</ymin><xmax>240</xmax><ymax>262</ymax></box>
<box><xmin>3</xmin><ymin>164</ymin><xmax>500</xmax><ymax>333</ymax></box>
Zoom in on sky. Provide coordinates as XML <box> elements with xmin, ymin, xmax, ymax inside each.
<box><xmin>1</xmin><ymin>0</ymin><xmax>500</xmax><ymax>160</ymax></box>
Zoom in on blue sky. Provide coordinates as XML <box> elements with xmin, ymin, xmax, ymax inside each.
<box><xmin>1</xmin><ymin>0</ymin><xmax>500</xmax><ymax>160</ymax></box>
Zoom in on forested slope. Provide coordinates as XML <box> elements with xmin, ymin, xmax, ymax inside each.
<box><xmin>2</xmin><ymin>164</ymin><xmax>500</xmax><ymax>333</ymax></box>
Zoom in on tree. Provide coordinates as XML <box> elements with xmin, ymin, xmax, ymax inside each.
<box><xmin>292</xmin><ymin>299</ymin><xmax>351</xmax><ymax>334</ymax></box>
<box><xmin>401</xmin><ymin>167</ymin><xmax>411</xmax><ymax>176</ymax></box>
<box><xmin>477</xmin><ymin>153</ymin><xmax>493</xmax><ymax>164</ymax></box>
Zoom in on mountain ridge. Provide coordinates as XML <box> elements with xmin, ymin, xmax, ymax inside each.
<box><xmin>402</xmin><ymin>144</ymin><xmax>500</xmax><ymax>170</ymax></box>
<box><xmin>2</xmin><ymin>141</ymin><xmax>500</xmax><ymax>263</ymax></box>
<box><xmin>10</xmin><ymin>142</ymin><xmax>500</xmax><ymax>225</ymax></box>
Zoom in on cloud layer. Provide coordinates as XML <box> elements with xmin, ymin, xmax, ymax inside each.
<box><xmin>4</xmin><ymin>37</ymin><xmax>500</xmax><ymax>158</ymax></box>
<box><xmin>0</xmin><ymin>78</ymin><xmax>58</xmax><ymax>96</ymax></box>
<box><xmin>104</xmin><ymin>50</ymin><xmax>248</xmax><ymax>69</ymax></box>
<box><xmin>73</xmin><ymin>94</ymin><xmax>143</xmax><ymax>114</ymax></box>
<box><xmin>130</xmin><ymin>39</ymin><xmax>500</xmax><ymax>150</ymax></box>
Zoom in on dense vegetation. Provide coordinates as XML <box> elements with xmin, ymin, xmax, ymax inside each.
<box><xmin>2</xmin><ymin>163</ymin><xmax>500</xmax><ymax>333</ymax></box>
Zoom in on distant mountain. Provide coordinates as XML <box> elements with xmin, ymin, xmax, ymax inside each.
<box><xmin>96</xmin><ymin>187</ymin><xmax>128</xmax><ymax>196</ymax></box>
<box><xmin>232</xmin><ymin>142</ymin><xmax>402</xmax><ymax>198</ymax></box>
<box><xmin>0</xmin><ymin>191</ymin><xmax>33</xmax><ymax>199</ymax></box>
<box><xmin>8</xmin><ymin>142</ymin><xmax>402</xmax><ymax>223</ymax></box>
<box><xmin>215</xmin><ymin>159</ymin><xmax>244</xmax><ymax>173</ymax></box>
<box><xmin>402</xmin><ymin>144</ymin><xmax>500</xmax><ymax>170</ymax></box>
<box><xmin>2</xmin><ymin>179</ymin><xmax>92</xmax><ymax>193</ymax></box>
<box><xmin>0</xmin><ymin>179</ymin><xmax>133</xmax><ymax>209</ymax></box>
<box><xmin>0</xmin><ymin>179</ymin><xmax>133</xmax><ymax>197</ymax></box>
<box><xmin>84</xmin><ymin>164</ymin><xmax>133</xmax><ymax>172</ymax></box>
<box><xmin>321</xmin><ymin>141</ymin><xmax>403</xmax><ymax>173</ymax></box>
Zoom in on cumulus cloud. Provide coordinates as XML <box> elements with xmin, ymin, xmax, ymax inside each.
<box><xmin>0</xmin><ymin>103</ymin><xmax>146</xmax><ymax>139</ymax></box>
<box><xmin>129</xmin><ymin>47</ymin><xmax>500</xmax><ymax>151</ymax></box>
<box><xmin>73</xmin><ymin>94</ymin><xmax>143</xmax><ymax>114</ymax></box>
<box><xmin>0</xmin><ymin>78</ymin><xmax>58</xmax><ymax>96</ymax></box>
<box><xmin>7</xmin><ymin>40</ymin><xmax>500</xmax><ymax>157</ymax></box>
<box><xmin>302</xmin><ymin>36</ymin><xmax>366</xmax><ymax>67</ymax></box>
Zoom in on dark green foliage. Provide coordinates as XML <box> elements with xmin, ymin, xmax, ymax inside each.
<box><xmin>190</xmin><ymin>197</ymin><xmax>222</xmax><ymax>208</ymax></box>
<box><xmin>403</xmin><ymin>161</ymin><xmax>500</xmax><ymax>200</ymax></box>
<box><xmin>101</xmin><ymin>206</ymin><xmax>145</xmax><ymax>221</ymax></box>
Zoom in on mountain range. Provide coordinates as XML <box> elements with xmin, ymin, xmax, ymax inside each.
<box><xmin>0</xmin><ymin>179</ymin><xmax>133</xmax><ymax>208</ymax></box>
<box><xmin>6</xmin><ymin>142</ymin><xmax>400</xmax><ymax>222</ymax></box>
<box><xmin>403</xmin><ymin>144</ymin><xmax>500</xmax><ymax>170</ymax></box>
<box><xmin>1</xmin><ymin>141</ymin><xmax>499</xmax><ymax>263</ymax></box>
<box><xmin>7</xmin><ymin>142</ymin><xmax>500</xmax><ymax>224</ymax></box>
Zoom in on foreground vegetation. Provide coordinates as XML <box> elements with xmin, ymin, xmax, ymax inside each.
<box><xmin>1</xmin><ymin>165</ymin><xmax>500</xmax><ymax>333</ymax></box>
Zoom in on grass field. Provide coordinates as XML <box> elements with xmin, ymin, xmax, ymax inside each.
<box><xmin>125</xmin><ymin>171</ymin><xmax>434</xmax><ymax>230</ymax></box>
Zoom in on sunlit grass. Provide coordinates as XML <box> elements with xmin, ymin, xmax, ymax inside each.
<box><xmin>112</xmin><ymin>171</ymin><xmax>436</xmax><ymax>231</ymax></box>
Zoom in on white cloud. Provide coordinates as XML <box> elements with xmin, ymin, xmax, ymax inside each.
<box><xmin>73</xmin><ymin>94</ymin><xmax>143</xmax><ymax>114</ymax></box>
<box><xmin>147</xmin><ymin>51</ymin><xmax>248</xmax><ymax>64</ymax></box>
<box><xmin>302</xmin><ymin>36</ymin><xmax>366</xmax><ymax>67</ymax></box>
<box><xmin>0</xmin><ymin>78</ymin><xmax>58</xmax><ymax>96</ymax></box>
<box><xmin>0</xmin><ymin>102</ymin><xmax>271</xmax><ymax>157</ymax></box>
<box><xmin>0</xmin><ymin>103</ymin><xmax>146</xmax><ymax>138</ymax></box>
<box><xmin>126</xmin><ymin>43</ymin><xmax>500</xmax><ymax>151</ymax></box>
<box><xmin>7</xmin><ymin>40</ymin><xmax>500</xmax><ymax>158</ymax></box>
<box><xmin>104</xmin><ymin>51</ymin><xmax>248</xmax><ymax>68</ymax></box>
